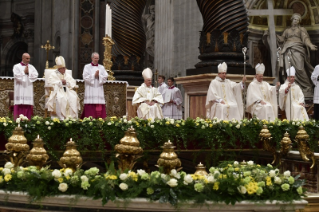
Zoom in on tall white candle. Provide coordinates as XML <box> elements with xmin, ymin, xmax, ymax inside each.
<box><xmin>105</xmin><ymin>4</ymin><xmax>112</xmax><ymax>37</ymax></box>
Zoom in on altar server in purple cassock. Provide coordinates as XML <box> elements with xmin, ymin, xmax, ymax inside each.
<box><xmin>81</xmin><ymin>52</ymin><xmax>108</xmax><ymax>119</ymax></box>
<box><xmin>161</xmin><ymin>77</ymin><xmax>183</xmax><ymax>119</ymax></box>
<box><xmin>13</xmin><ymin>53</ymin><xmax>38</xmax><ymax>120</ymax></box>
<box><xmin>311</xmin><ymin>65</ymin><xmax>319</xmax><ymax>120</ymax></box>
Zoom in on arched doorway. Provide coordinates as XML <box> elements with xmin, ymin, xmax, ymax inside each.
<box><xmin>5</xmin><ymin>42</ymin><xmax>28</xmax><ymax>76</ymax></box>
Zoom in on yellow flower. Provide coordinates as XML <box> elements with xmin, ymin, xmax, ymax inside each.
<box><xmin>4</xmin><ymin>174</ymin><xmax>12</xmax><ymax>182</ymax></box>
<box><xmin>60</xmin><ymin>168</ymin><xmax>65</xmax><ymax>173</ymax></box>
<box><xmin>282</xmin><ymin>119</ymin><xmax>288</xmax><ymax>123</ymax></box>
<box><xmin>99</xmin><ymin>118</ymin><xmax>103</xmax><ymax>121</ymax></box>
<box><xmin>166</xmin><ymin>121</ymin><xmax>170</xmax><ymax>125</ymax></box>
<box><xmin>109</xmin><ymin>175</ymin><xmax>118</xmax><ymax>180</ymax></box>
<box><xmin>234</xmin><ymin>168</ymin><xmax>239</xmax><ymax>171</ymax></box>
<box><xmin>176</xmin><ymin>124</ymin><xmax>180</xmax><ymax>127</ymax></box>
<box><xmin>79</xmin><ymin>119</ymin><xmax>83</xmax><ymax>122</ymax></box>
<box><xmin>8</xmin><ymin>120</ymin><xmax>12</xmax><ymax>123</ymax></box>
<box><xmin>147</xmin><ymin>118</ymin><xmax>152</xmax><ymax>122</ymax></box>
<box><xmin>0</xmin><ymin>168</ymin><xmax>3</xmax><ymax>171</ymax></box>
<box><xmin>58</xmin><ymin>178</ymin><xmax>64</xmax><ymax>183</ymax></box>
<box><xmin>0</xmin><ymin>176</ymin><xmax>3</xmax><ymax>183</ymax></box>
<box><xmin>245</xmin><ymin>182</ymin><xmax>258</xmax><ymax>195</ymax></box>
<box><xmin>223</xmin><ymin>120</ymin><xmax>229</xmax><ymax>124</ymax></box>
<box><xmin>53</xmin><ymin>118</ymin><xmax>60</xmax><ymax>123</ymax></box>
<box><xmin>257</xmin><ymin>165</ymin><xmax>261</xmax><ymax>167</ymax></box>
<box><xmin>10</xmin><ymin>168</ymin><xmax>15</xmax><ymax>173</ymax></box>
<box><xmin>65</xmin><ymin>176</ymin><xmax>70</xmax><ymax>180</ymax></box>
<box><xmin>213</xmin><ymin>182</ymin><xmax>219</xmax><ymax>190</ymax></box>
<box><xmin>209</xmin><ymin>124</ymin><xmax>213</xmax><ymax>128</ymax></box>
<box><xmin>191</xmin><ymin>174</ymin><xmax>198</xmax><ymax>180</ymax></box>
<box><xmin>128</xmin><ymin>172</ymin><xmax>138</xmax><ymax>181</ymax></box>
<box><xmin>196</xmin><ymin>123</ymin><xmax>199</xmax><ymax>126</ymax></box>
<box><xmin>266</xmin><ymin>177</ymin><xmax>272</xmax><ymax>186</ymax></box>
<box><xmin>223</xmin><ymin>174</ymin><xmax>227</xmax><ymax>179</ymax></box>
<box><xmin>243</xmin><ymin>124</ymin><xmax>246</xmax><ymax>126</ymax></box>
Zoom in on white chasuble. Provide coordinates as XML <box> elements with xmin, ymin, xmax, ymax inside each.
<box><xmin>205</xmin><ymin>77</ymin><xmax>243</xmax><ymax>121</ymax></box>
<box><xmin>46</xmin><ymin>70</ymin><xmax>80</xmax><ymax>120</ymax></box>
<box><xmin>132</xmin><ymin>83</ymin><xmax>164</xmax><ymax>120</ymax></box>
<box><xmin>279</xmin><ymin>81</ymin><xmax>309</xmax><ymax>121</ymax></box>
<box><xmin>246</xmin><ymin>78</ymin><xmax>277</xmax><ymax>121</ymax></box>
<box><xmin>13</xmin><ymin>63</ymin><xmax>38</xmax><ymax>105</ymax></box>
<box><xmin>162</xmin><ymin>86</ymin><xmax>183</xmax><ymax>119</ymax></box>
<box><xmin>83</xmin><ymin>64</ymin><xmax>108</xmax><ymax>104</ymax></box>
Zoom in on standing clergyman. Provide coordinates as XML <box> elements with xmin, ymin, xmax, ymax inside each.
<box><xmin>162</xmin><ymin>77</ymin><xmax>183</xmax><ymax>119</ymax></box>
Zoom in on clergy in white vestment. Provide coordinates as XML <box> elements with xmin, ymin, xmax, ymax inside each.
<box><xmin>279</xmin><ymin>66</ymin><xmax>309</xmax><ymax>121</ymax></box>
<box><xmin>13</xmin><ymin>53</ymin><xmax>39</xmax><ymax>120</ymax></box>
<box><xmin>246</xmin><ymin>63</ymin><xmax>280</xmax><ymax>121</ymax></box>
<box><xmin>205</xmin><ymin>62</ymin><xmax>246</xmax><ymax>121</ymax></box>
<box><xmin>132</xmin><ymin>68</ymin><xmax>164</xmax><ymax>120</ymax></box>
<box><xmin>157</xmin><ymin>75</ymin><xmax>168</xmax><ymax>94</ymax></box>
<box><xmin>46</xmin><ymin>56</ymin><xmax>80</xmax><ymax>120</ymax></box>
<box><xmin>162</xmin><ymin>77</ymin><xmax>183</xmax><ymax>119</ymax></box>
<box><xmin>311</xmin><ymin>65</ymin><xmax>319</xmax><ymax>120</ymax></box>
<box><xmin>81</xmin><ymin>52</ymin><xmax>108</xmax><ymax>119</ymax></box>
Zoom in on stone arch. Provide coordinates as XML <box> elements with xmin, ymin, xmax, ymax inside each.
<box><xmin>3</xmin><ymin>41</ymin><xmax>28</xmax><ymax>76</ymax></box>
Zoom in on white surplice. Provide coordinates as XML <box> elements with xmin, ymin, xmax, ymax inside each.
<box><xmin>246</xmin><ymin>78</ymin><xmax>277</xmax><ymax>121</ymax></box>
<box><xmin>158</xmin><ymin>82</ymin><xmax>168</xmax><ymax>94</ymax></box>
<box><xmin>279</xmin><ymin>81</ymin><xmax>309</xmax><ymax>121</ymax></box>
<box><xmin>205</xmin><ymin>77</ymin><xmax>243</xmax><ymax>121</ymax></box>
<box><xmin>311</xmin><ymin>65</ymin><xmax>319</xmax><ymax>104</ymax></box>
<box><xmin>13</xmin><ymin>63</ymin><xmax>38</xmax><ymax>105</ymax></box>
<box><xmin>83</xmin><ymin>64</ymin><xmax>108</xmax><ymax>104</ymax></box>
<box><xmin>46</xmin><ymin>70</ymin><xmax>80</xmax><ymax>120</ymax></box>
<box><xmin>162</xmin><ymin>86</ymin><xmax>183</xmax><ymax>119</ymax></box>
<box><xmin>132</xmin><ymin>83</ymin><xmax>164</xmax><ymax>120</ymax></box>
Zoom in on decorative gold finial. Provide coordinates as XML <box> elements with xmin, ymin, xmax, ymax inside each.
<box><xmin>279</xmin><ymin>132</ymin><xmax>292</xmax><ymax>161</ymax></box>
<box><xmin>41</xmin><ymin>40</ymin><xmax>55</xmax><ymax>69</ymax></box>
<box><xmin>259</xmin><ymin>125</ymin><xmax>277</xmax><ymax>164</ymax></box>
<box><xmin>295</xmin><ymin>126</ymin><xmax>315</xmax><ymax>169</ymax></box>
<box><xmin>156</xmin><ymin>140</ymin><xmax>182</xmax><ymax>174</ymax></box>
<box><xmin>57</xmin><ymin>138</ymin><xmax>83</xmax><ymax>172</ymax></box>
<box><xmin>194</xmin><ymin>162</ymin><xmax>208</xmax><ymax>176</ymax></box>
<box><xmin>26</xmin><ymin>135</ymin><xmax>49</xmax><ymax>169</ymax></box>
<box><xmin>103</xmin><ymin>35</ymin><xmax>116</xmax><ymax>81</ymax></box>
<box><xmin>5</xmin><ymin>124</ymin><xmax>30</xmax><ymax>167</ymax></box>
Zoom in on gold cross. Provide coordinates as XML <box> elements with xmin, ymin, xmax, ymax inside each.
<box><xmin>41</xmin><ymin>40</ymin><xmax>55</xmax><ymax>69</ymax></box>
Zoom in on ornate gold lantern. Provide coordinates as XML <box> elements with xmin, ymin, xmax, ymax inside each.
<box><xmin>5</xmin><ymin>124</ymin><xmax>30</xmax><ymax>167</ymax></box>
<box><xmin>157</xmin><ymin>140</ymin><xmax>182</xmax><ymax>174</ymax></box>
<box><xmin>57</xmin><ymin>138</ymin><xmax>83</xmax><ymax>172</ymax></box>
<box><xmin>259</xmin><ymin>125</ymin><xmax>277</xmax><ymax>164</ymax></box>
<box><xmin>26</xmin><ymin>135</ymin><xmax>50</xmax><ymax>169</ymax></box>
<box><xmin>194</xmin><ymin>162</ymin><xmax>208</xmax><ymax>176</ymax></box>
<box><xmin>295</xmin><ymin>126</ymin><xmax>315</xmax><ymax>169</ymax></box>
<box><xmin>114</xmin><ymin>126</ymin><xmax>144</xmax><ymax>171</ymax></box>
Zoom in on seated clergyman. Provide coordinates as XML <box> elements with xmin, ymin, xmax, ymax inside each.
<box><xmin>46</xmin><ymin>56</ymin><xmax>80</xmax><ymax>120</ymax></box>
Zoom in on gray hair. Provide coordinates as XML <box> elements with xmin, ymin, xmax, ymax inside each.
<box><xmin>91</xmin><ymin>52</ymin><xmax>99</xmax><ymax>58</ymax></box>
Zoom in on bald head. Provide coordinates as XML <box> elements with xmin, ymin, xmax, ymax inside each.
<box><xmin>22</xmin><ymin>53</ymin><xmax>30</xmax><ymax>64</ymax></box>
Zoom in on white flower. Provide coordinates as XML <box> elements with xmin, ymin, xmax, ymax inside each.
<box><xmin>137</xmin><ymin>169</ymin><xmax>146</xmax><ymax>176</ymax></box>
<box><xmin>107</xmin><ymin>122</ymin><xmax>112</xmax><ymax>125</ymax></box>
<box><xmin>25</xmin><ymin>124</ymin><xmax>28</xmax><ymax>128</ymax></box>
<box><xmin>150</xmin><ymin>125</ymin><xmax>154</xmax><ymax>128</ymax></box>
<box><xmin>161</xmin><ymin>173</ymin><xmax>169</xmax><ymax>181</ymax></box>
<box><xmin>233</xmin><ymin>161</ymin><xmax>239</xmax><ymax>166</ymax></box>
<box><xmin>45</xmin><ymin>121</ymin><xmax>50</xmax><ymax>125</ymax></box>
<box><xmin>284</xmin><ymin>171</ymin><xmax>291</xmax><ymax>177</ymax></box>
<box><xmin>269</xmin><ymin>170</ymin><xmax>276</xmax><ymax>178</ymax></box>
<box><xmin>123</xmin><ymin>115</ymin><xmax>127</xmax><ymax>119</ymax></box>
<box><xmin>207</xmin><ymin>175</ymin><xmax>216</xmax><ymax>183</ymax></box>
<box><xmin>247</xmin><ymin>161</ymin><xmax>254</xmax><ymax>166</ymax></box>
<box><xmin>237</xmin><ymin>186</ymin><xmax>247</xmax><ymax>194</ymax></box>
<box><xmin>119</xmin><ymin>183</ymin><xmax>128</xmax><ymax>190</ymax></box>
<box><xmin>183</xmin><ymin>174</ymin><xmax>193</xmax><ymax>185</ymax></box>
<box><xmin>16</xmin><ymin>118</ymin><xmax>21</xmax><ymax>123</ymax></box>
<box><xmin>48</xmin><ymin>126</ymin><xmax>51</xmax><ymax>130</ymax></box>
<box><xmin>214</xmin><ymin>170</ymin><xmax>220</xmax><ymax>176</ymax></box>
<box><xmin>167</xmin><ymin>178</ymin><xmax>178</xmax><ymax>187</ymax></box>
<box><xmin>236</xmin><ymin>124</ymin><xmax>240</xmax><ymax>129</ymax></box>
<box><xmin>19</xmin><ymin>114</ymin><xmax>24</xmax><ymax>118</ymax></box>
<box><xmin>128</xmin><ymin>120</ymin><xmax>132</xmax><ymax>124</ymax></box>
<box><xmin>52</xmin><ymin>169</ymin><xmax>62</xmax><ymax>178</ymax></box>
<box><xmin>4</xmin><ymin>162</ymin><xmax>14</xmax><ymax>169</ymax></box>
<box><xmin>201</xmin><ymin>125</ymin><xmax>205</xmax><ymax>129</ymax></box>
<box><xmin>123</xmin><ymin>119</ymin><xmax>127</xmax><ymax>123</ymax></box>
<box><xmin>50</xmin><ymin>122</ymin><xmax>54</xmax><ymax>126</ymax></box>
<box><xmin>3</xmin><ymin>123</ymin><xmax>8</xmax><ymax>127</ymax></box>
<box><xmin>81</xmin><ymin>175</ymin><xmax>89</xmax><ymax>182</ymax></box>
<box><xmin>292</xmin><ymin>122</ymin><xmax>295</xmax><ymax>125</ymax></box>
<box><xmin>119</xmin><ymin>173</ymin><xmax>128</xmax><ymax>181</ymax></box>
<box><xmin>2</xmin><ymin>168</ymin><xmax>11</xmax><ymax>175</ymax></box>
<box><xmin>274</xmin><ymin>176</ymin><xmax>282</xmax><ymax>184</ymax></box>
<box><xmin>170</xmin><ymin>169</ymin><xmax>180</xmax><ymax>179</ymax></box>
<box><xmin>58</xmin><ymin>183</ymin><xmax>68</xmax><ymax>192</ymax></box>
<box><xmin>170</xmin><ymin>119</ymin><xmax>174</xmax><ymax>124</ymax></box>
<box><xmin>165</xmin><ymin>117</ymin><xmax>169</xmax><ymax>121</ymax></box>
<box><xmin>64</xmin><ymin>168</ymin><xmax>73</xmax><ymax>177</ymax></box>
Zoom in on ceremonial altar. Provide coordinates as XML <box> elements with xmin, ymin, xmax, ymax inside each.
<box><xmin>0</xmin><ymin>77</ymin><xmax>128</xmax><ymax>118</ymax></box>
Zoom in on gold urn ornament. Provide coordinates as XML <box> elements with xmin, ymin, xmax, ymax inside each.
<box><xmin>57</xmin><ymin>138</ymin><xmax>83</xmax><ymax>171</ymax></box>
<box><xmin>279</xmin><ymin>132</ymin><xmax>292</xmax><ymax>159</ymax></box>
<box><xmin>26</xmin><ymin>135</ymin><xmax>50</xmax><ymax>169</ymax></box>
<box><xmin>259</xmin><ymin>125</ymin><xmax>277</xmax><ymax>164</ymax></box>
<box><xmin>5</xmin><ymin>124</ymin><xmax>30</xmax><ymax>167</ymax></box>
<box><xmin>156</xmin><ymin>140</ymin><xmax>182</xmax><ymax>174</ymax></box>
<box><xmin>295</xmin><ymin>126</ymin><xmax>316</xmax><ymax>169</ymax></box>
<box><xmin>115</xmin><ymin>126</ymin><xmax>143</xmax><ymax>171</ymax></box>
<box><xmin>194</xmin><ymin>162</ymin><xmax>208</xmax><ymax>176</ymax></box>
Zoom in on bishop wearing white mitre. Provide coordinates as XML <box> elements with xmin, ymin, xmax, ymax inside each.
<box><xmin>132</xmin><ymin>68</ymin><xmax>164</xmax><ymax>120</ymax></box>
<box><xmin>46</xmin><ymin>56</ymin><xmax>80</xmax><ymax>120</ymax></box>
<box><xmin>246</xmin><ymin>63</ymin><xmax>280</xmax><ymax>121</ymax></box>
<box><xmin>279</xmin><ymin>66</ymin><xmax>309</xmax><ymax>121</ymax></box>
<box><xmin>205</xmin><ymin>62</ymin><xmax>245</xmax><ymax>121</ymax></box>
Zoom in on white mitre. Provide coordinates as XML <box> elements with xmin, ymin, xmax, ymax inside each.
<box><xmin>218</xmin><ymin>62</ymin><xmax>227</xmax><ymax>73</ymax></box>
<box><xmin>55</xmin><ymin>56</ymin><xmax>66</xmax><ymax>68</ymax></box>
<box><xmin>255</xmin><ymin>63</ymin><xmax>265</xmax><ymax>75</ymax></box>
<box><xmin>286</xmin><ymin>66</ymin><xmax>296</xmax><ymax>76</ymax></box>
<box><xmin>142</xmin><ymin>68</ymin><xmax>153</xmax><ymax>79</ymax></box>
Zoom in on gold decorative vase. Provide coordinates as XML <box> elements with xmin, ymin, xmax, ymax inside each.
<box><xmin>26</xmin><ymin>135</ymin><xmax>49</xmax><ymax>169</ymax></box>
<box><xmin>156</xmin><ymin>140</ymin><xmax>182</xmax><ymax>174</ymax></box>
<box><xmin>103</xmin><ymin>35</ymin><xmax>116</xmax><ymax>81</ymax></box>
<box><xmin>114</xmin><ymin>126</ymin><xmax>143</xmax><ymax>171</ymax></box>
<box><xmin>279</xmin><ymin>132</ymin><xmax>292</xmax><ymax>164</ymax></box>
<box><xmin>57</xmin><ymin>138</ymin><xmax>83</xmax><ymax>172</ymax></box>
<box><xmin>259</xmin><ymin>125</ymin><xmax>277</xmax><ymax>164</ymax></box>
<box><xmin>194</xmin><ymin>162</ymin><xmax>208</xmax><ymax>176</ymax></box>
<box><xmin>295</xmin><ymin>126</ymin><xmax>315</xmax><ymax>169</ymax></box>
<box><xmin>5</xmin><ymin>124</ymin><xmax>30</xmax><ymax>167</ymax></box>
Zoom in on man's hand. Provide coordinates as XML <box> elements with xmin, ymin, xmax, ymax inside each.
<box><xmin>24</xmin><ymin>66</ymin><xmax>29</xmax><ymax>75</ymax></box>
<box><xmin>260</xmin><ymin>100</ymin><xmax>266</xmax><ymax>105</ymax></box>
<box><xmin>242</xmin><ymin>76</ymin><xmax>246</xmax><ymax>83</ymax></box>
<box><xmin>310</xmin><ymin>44</ymin><xmax>317</xmax><ymax>51</ymax></box>
<box><xmin>299</xmin><ymin>103</ymin><xmax>305</xmax><ymax>107</ymax></box>
<box><xmin>287</xmin><ymin>83</ymin><xmax>291</xmax><ymax>89</ymax></box>
<box><xmin>95</xmin><ymin>70</ymin><xmax>99</xmax><ymax>78</ymax></box>
<box><xmin>62</xmin><ymin>79</ymin><xmax>66</xmax><ymax>85</ymax></box>
<box><xmin>276</xmin><ymin>81</ymin><xmax>280</xmax><ymax>88</ymax></box>
<box><xmin>220</xmin><ymin>100</ymin><xmax>225</xmax><ymax>104</ymax></box>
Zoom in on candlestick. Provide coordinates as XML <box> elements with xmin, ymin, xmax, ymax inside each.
<box><xmin>37</xmin><ymin>135</ymin><xmax>40</xmax><ymax>139</ymax></box>
<box><xmin>105</xmin><ymin>4</ymin><xmax>112</xmax><ymax>37</ymax></box>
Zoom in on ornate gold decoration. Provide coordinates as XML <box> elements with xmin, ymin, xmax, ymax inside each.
<box><xmin>4</xmin><ymin>124</ymin><xmax>30</xmax><ymax>167</ymax></box>
<box><xmin>103</xmin><ymin>35</ymin><xmax>116</xmax><ymax>81</ymax></box>
<box><xmin>295</xmin><ymin>126</ymin><xmax>316</xmax><ymax>169</ymax></box>
<box><xmin>279</xmin><ymin>132</ymin><xmax>292</xmax><ymax>164</ymax></box>
<box><xmin>259</xmin><ymin>125</ymin><xmax>277</xmax><ymax>164</ymax></box>
<box><xmin>41</xmin><ymin>40</ymin><xmax>55</xmax><ymax>69</ymax></box>
<box><xmin>156</xmin><ymin>140</ymin><xmax>182</xmax><ymax>174</ymax></box>
<box><xmin>81</xmin><ymin>31</ymin><xmax>93</xmax><ymax>46</ymax></box>
<box><xmin>114</xmin><ymin>126</ymin><xmax>144</xmax><ymax>171</ymax></box>
<box><xmin>57</xmin><ymin>138</ymin><xmax>83</xmax><ymax>172</ymax></box>
<box><xmin>194</xmin><ymin>162</ymin><xmax>208</xmax><ymax>176</ymax></box>
<box><xmin>26</xmin><ymin>135</ymin><xmax>49</xmax><ymax>169</ymax></box>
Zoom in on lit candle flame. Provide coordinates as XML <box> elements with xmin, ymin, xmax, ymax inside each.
<box><xmin>70</xmin><ymin>138</ymin><xmax>72</xmax><ymax>141</ymax></box>
<box><xmin>18</xmin><ymin>124</ymin><xmax>20</xmax><ymax>128</ymax></box>
<box><xmin>37</xmin><ymin>135</ymin><xmax>40</xmax><ymax>139</ymax></box>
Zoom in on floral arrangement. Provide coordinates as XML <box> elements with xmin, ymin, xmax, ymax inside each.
<box><xmin>0</xmin><ymin>115</ymin><xmax>318</xmax><ymax>163</ymax></box>
<box><xmin>0</xmin><ymin>161</ymin><xmax>305</xmax><ymax>206</ymax></box>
